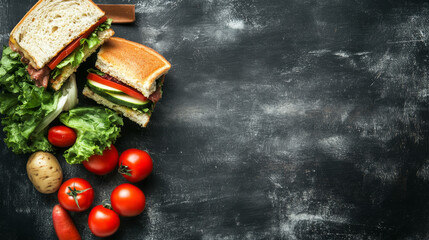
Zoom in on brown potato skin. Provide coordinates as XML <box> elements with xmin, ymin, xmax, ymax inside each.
<box><xmin>26</xmin><ymin>152</ymin><xmax>63</xmax><ymax>194</ymax></box>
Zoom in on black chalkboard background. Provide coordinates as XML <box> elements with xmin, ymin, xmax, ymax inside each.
<box><xmin>1</xmin><ymin>0</ymin><xmax>429</xmax><ymax>239</ymax></box>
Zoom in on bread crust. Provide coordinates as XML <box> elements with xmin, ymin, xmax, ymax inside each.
<box><xmin>82</xmin><ymin>86</ymin><xmax>151</xmax><ymax>127</ymax></box>
<box><xmin>9</xmin><ymin>0</ymin><xmax>44</xmax><ymax>68</ymax></box>
<box><xmin>96</xmin><ymin>37</ymin><xmax>171</xmax><ymax>97</ymax></box>
<box><xmin>9</xmin><ymin>0</ymin><xmax>105</xmax><ymax>69</ymax></box>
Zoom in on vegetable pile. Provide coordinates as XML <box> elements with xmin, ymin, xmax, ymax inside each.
<box><xmin>0</xmin><ymin>18</ymin><xmax>156</xmax><ymax>239</ymax></box>
<box><xmin>53</xmin><ymin>148</ymin><xmax>152</xmax><ymax>238</ymax></box>
<box><xmin>59</xmin><ymin>107</ymin><xmax>123</xmax><ymax>164</ymax></box>
<box><xmin>0</xmin><ymin>46</ymin><xmax>63</xmax><ymax>153</ymax></box>
<box><xmin>0</xmin><ymin>46</ymin><xmax>124</xmax><ymax>163</ymax></box>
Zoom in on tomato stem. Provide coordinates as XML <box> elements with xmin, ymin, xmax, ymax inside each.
<box><xmin>67</xmin><ymin>186</ymin><xmax>92</xmax><ymax>209</ymax></box>
<box><xmin>102</xmin><ymin>202</ymin><xmax>113</xmax><ymax>210</ymax></box>
<box><xmin>118</xmin><ymin>163</ymin><xmax>132</xmax><ymax>176</ymax></box>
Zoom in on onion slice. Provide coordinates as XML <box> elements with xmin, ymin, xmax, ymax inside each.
<box><xmin>32</xmin><ymin>75</ymin><xmax>78</xmax><ymax>136</ymax></box>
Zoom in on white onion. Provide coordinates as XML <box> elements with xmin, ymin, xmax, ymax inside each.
<box><xmin>32</xmin><ymin>74</ymin><xmax>78</xmax><ymax>136</ymax></box>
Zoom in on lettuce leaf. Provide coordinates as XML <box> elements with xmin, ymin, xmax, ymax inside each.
<box><xmin>51</xmin><ymin>18</ymin><xmax>112</xmax><ymax>78</ymax></box>
<box><xmin>80</xmin><ymin>33</ymin><xmax>100</xmax><ymax>49</ymax></box>
<box><xmin>59</xmin><ymin>107</ymin><xmax>123</xmax><ymax>164</ymax></box>
<box><xmin>97</xmin><ymin>18</ymin><xmax>113</xmax><ymax>32</ymax></box>
<box><xmin>0</xmin><ymin>46</ymin><xmax>61</xmax><ymax>153</ymax></box>
<box><xmin>87</xmin><ymin>68</ymin><xmax>105</xmax><ymax>76</ymax></box>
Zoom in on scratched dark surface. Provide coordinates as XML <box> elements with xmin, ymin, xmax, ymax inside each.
<box><xmin>1</xmin><ymin>0</ymin><xmax>429</xmax><ymax>239</ymax></box>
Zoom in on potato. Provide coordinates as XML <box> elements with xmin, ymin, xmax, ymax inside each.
<box><xmin>26</xmin><ymin>151</ymin><xmax>63</xmax><ymax>194</ymax></box>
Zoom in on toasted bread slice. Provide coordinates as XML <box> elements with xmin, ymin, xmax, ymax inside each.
<box><xmin>50</xmin><ymin>28</ymin><xmax>115</xmax><ymax>91</ymax></box>
<box><xmin>9</xmin><ymin>0</ymin><xmax>104</xmax><ymax>69</ymax></box>
<box><xmin>96</xmin><ymin>37</ymin><xmax>171</xmax><ymax>97</ymax></box>
<box><xmin>82</xmin><ymin>86</ymin><xmax>151</xmax><ymax>127</ymax></box>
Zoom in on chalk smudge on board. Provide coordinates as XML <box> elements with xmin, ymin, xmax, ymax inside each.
<box><xmin>318</xmin><ymin>135</ymin><xmax>350</xmax><ymax>160</ymax></box>
<box><xmin>417</xmin><ymin>159</ymin><xmax>429</xmax><ymax>181</ymax></box>
<box><xmin>135</xmin><ymin>0</ymin><xmax>181</xmax><ymax>14</ymax></box>
<box><xmin>135</xmin><ymin>0</ymin><xmax>266</xmax><ymax>57</ymax></box>
<box><xmin>261</xmin><ymin>100</ymin><xmax>321</xmax><ymax>117</ymax></box>
<box><xmin>308</xmin><ymin>49</ymin><xmax>331</xmax><ymax>56</ymax></box>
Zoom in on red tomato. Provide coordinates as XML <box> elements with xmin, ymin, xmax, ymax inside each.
<box><xmin>88</xmin><ymin>205</ymin><xmax>120</xmax><ymax>237</ymax></box>
<box><xmin>83</xmin><ymin>145</ymin><xmax>119</xmax><ymax>175</ymax></box>
<box><xmin>58</xmin><ymin>178</ymin><xmax>94</xmax><ymax>212</ymax></box>
<box><xmin>48</xmin><ymin>16</ymin><xmax>108</xmax><ymax>70</ymax></box>
<box><xmin>48</xmin><ymin>126</ymin><xmax>77</xmax><ymax>148</ymax></box>
<box><xmin>118</xmin><ymin>149</ymin><xmax>153</xmax><ymax>183</ymax></box>
<box><xmin>111</xmin><ymin>183</ymin><xmax>145</xmax><ymax>217</ymax></box>
<box><xmin>87</xmin><ymin>73</ymin><xmax>148</xmax><ymax>101</ymax></box>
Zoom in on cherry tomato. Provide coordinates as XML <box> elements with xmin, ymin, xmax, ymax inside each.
<box><xmin>58</xmin><ymin>178</ymin><xmax>94</xmax><ymax>212</ymax></box>
<box><xmin>88</xmin><ymin>205</ymin><xmax>120</xmax><ymax>237</ymax></box>
<box><xmin>48</xmin><ymin>126</ymin><xmax>77</xmax><ymax>148</ymax></box>
<box><xmin>111</xmin><ymin>183</ymin><xmax>145</xmax><ymax>217</ymax></box>
<box><xmin>83</xmin><ymin>145</ymin><xmax>119</xmax><ymax>175</ymax></box>
<box><xmin>118</xmin><ymin>149</ymin><xmax>153</xmax><ymax>183</ymax></box>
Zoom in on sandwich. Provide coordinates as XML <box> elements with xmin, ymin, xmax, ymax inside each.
<box><xmin>9</xmin><ymin>0</ymin><xmax>114</xmax><ymax>90</ymax></box>
<box><xmin>82</xmin><ymin>37</ymin><xmax>171</xmax><ymax>127</ymax></box>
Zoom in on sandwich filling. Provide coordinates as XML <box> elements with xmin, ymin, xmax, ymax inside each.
<box><xmin>85</xmin><ymin>69</ymin><xmax>163</xmax><ymax>114</ymax></box>
<box><xmin>9</xmin><ymin>17</ymin><xmax>112</xmax><ymax>88</ymax></box>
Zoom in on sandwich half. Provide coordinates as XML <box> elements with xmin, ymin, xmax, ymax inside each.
<box><xmin>83</xmin><ymin>37</ymin><xmax>171</xmax><ymax>127</ymax></box>
<box><xmin>9</xmin><ymin>0</ymin><xmax>114</xmax><ymax>90</ymax></box>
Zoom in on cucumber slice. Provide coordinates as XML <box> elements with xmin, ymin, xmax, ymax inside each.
<box><xmin>106</xmin><ymin>92</ymin><xmax>152</xmax><ymax>109</ymax></box>
<box><xmin>87</xmin><ymin>83</ymin><xmax>152</xmax><ymax>109</ymax></box>
<box><xmin>87</xmin><ymin>79</ymin><xmax>124</xmax><ymax>94</ymax></box>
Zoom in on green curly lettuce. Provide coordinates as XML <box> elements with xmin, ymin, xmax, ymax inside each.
<box><xmin>59</xmin><ymin>107</ymin><xmax>123</xmax><ymax>164</ymax></box>
<box><xmin>0</xmin><ymin>46</ymin><xmax>62</xmax><ymax>153</ymax></box>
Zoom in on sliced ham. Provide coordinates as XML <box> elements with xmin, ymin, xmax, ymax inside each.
<box><xmin>148</xmin><ymin>87</ymin><xmax>162</xmax><ymax>103</ymax></box>
<box><xmin>26</xmin><ymin>65</ymin><xmax>50</xmax><ymax>88</ymax></box>
<box><xmin>102</xmin><ymin>74</ymin><xmax>120</xmax><ymax>83</ymax></box>
<box><xmin>9</xmin><ymin>42</ymin><xmax>50</xmax><ymax>88</ymax></box>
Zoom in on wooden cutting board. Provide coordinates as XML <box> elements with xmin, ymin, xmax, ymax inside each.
<box><xmin>97</xmin><ymin>4</ymin><xmax>135</xmax><ymax>23</ymax></box>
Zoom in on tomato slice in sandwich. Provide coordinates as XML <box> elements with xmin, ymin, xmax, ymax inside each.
<box><xmin>48</xmin><ymin>16</ymin><xmax>108</xmax><ymax>70</ymax></box>
<box><xmin>87</xmin><ymin>73</ymin><xmax>148</xmax><ymax>102</ymax></box>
